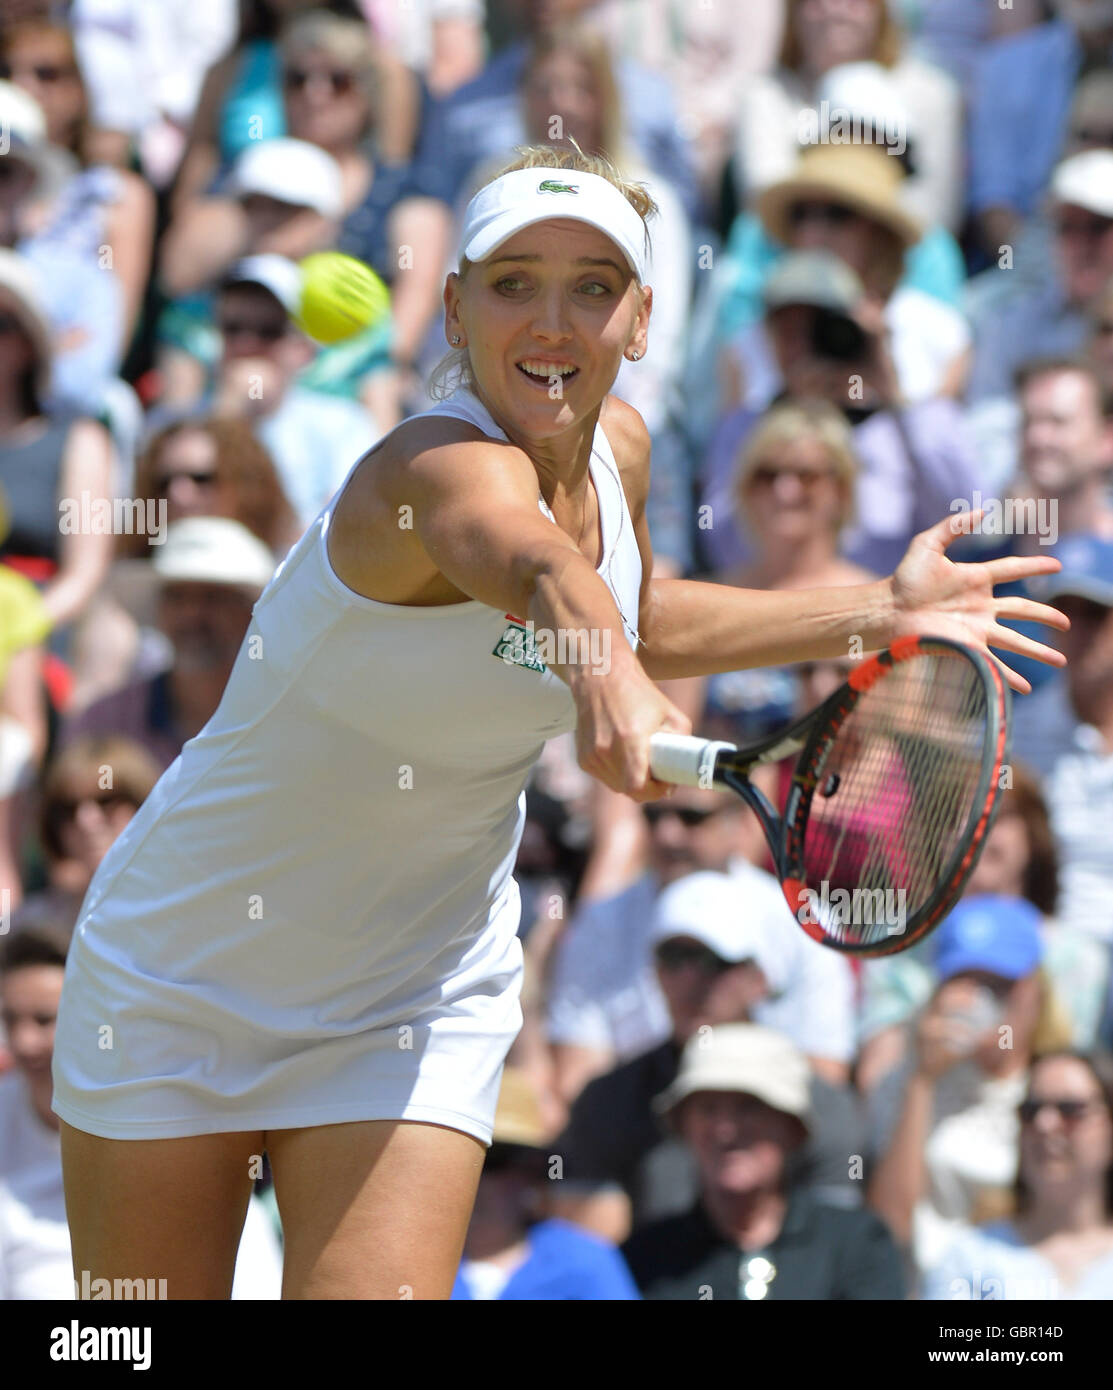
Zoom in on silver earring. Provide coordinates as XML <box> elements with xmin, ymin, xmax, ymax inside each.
<box><xmin>630</xmin><ymin>350</ymin><xmax>640</xmax><ymax>361</ymax></box>
<box><xmin>451</xmin><ymin>335</ymin><xmax>461</xmax><ymax>345</ymax></box>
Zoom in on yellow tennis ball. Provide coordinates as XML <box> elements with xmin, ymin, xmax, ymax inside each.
<box><xmin>295</xmin><ymin>252</ymin><xmax>391</xmax><ymax>344</ymax></box>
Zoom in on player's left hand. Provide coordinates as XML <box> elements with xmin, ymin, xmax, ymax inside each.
<box><xmin>888</xmin><ymin>510</ymin><xmax>1070</xmax><ymax>694</ymax></box>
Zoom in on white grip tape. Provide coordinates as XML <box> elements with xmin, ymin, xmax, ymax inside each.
<box><xmin>648</xmin><ymin>734</ymin><xmax>736</xmax><ymax>788</ymax></box>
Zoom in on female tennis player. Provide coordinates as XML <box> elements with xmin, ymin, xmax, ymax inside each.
<box><xmin>52</xmin><ymin>145</ymin><xmax>1069</xmax><ymax>1300</ymax></box>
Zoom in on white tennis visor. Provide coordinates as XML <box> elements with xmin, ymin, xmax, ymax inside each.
<box><xmin>460</xmin><ymin>167</ymin><xmax>649</xmax><ymax>283</ymax></box>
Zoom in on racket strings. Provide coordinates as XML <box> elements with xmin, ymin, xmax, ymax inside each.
<box><xmin>799</xmin><ymin>650</ymin><xmax>992</xmax><ymax>947</ymax></box>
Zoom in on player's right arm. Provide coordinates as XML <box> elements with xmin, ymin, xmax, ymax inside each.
<box><xmin>326</xmin><ymin>420</ymin><xmax>688</xmax><ymax>798</ymax></box>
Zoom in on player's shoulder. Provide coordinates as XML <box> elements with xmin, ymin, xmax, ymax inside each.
<box><xmin>371</xmin><ymin>411</ymin><xmax>535</xmax><ymax>494</ymax></box>
<box><xmin>599</xmin><ymin>395</ymin><xmax>651</xmax><ymax>512</ymax></box>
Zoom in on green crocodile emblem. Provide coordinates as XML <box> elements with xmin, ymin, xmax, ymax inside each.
<box><xmin>537</xmin><ymin>179</ymin><xmax>579</xmax><ymax>195</ymax></box>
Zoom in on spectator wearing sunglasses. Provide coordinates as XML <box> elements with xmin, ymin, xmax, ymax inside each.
<box><xmin>687</xmin><ymin>397</ymin><xmax>877</xmax><ymax>748</ymax></box>
<box><xmin>621</xmin><ymin>1024</ymin><xmax>904</xmax><ymax>1300</ymax></box>
<box><xmin>0</xmin><ymin>16</ymin><xmax>155</xmax><ymax>357</ymax></box>
<box><xmin>923</xmin><ymin>1051</ymin><xmax>1113</xmax><ymax>1300</ymax></box>
<box><xmin>699</xmin><ymin>252</ymin><xmax>982</xmax><ymax>578</ymax></box>
<box><xmin>547</xmin><ymin>869</ymin><xmax>860</xmax><ymax>1244</ymax></box>
<box><xmin>9</xmin><ymin>735</ymin><xmax>159</xmax><ymax>938</ymax></box>
<box><xmin>172</xmin><ymin>1</ymin><xmax>420</xmax><ymax>213</ymax></box>
<box><xmin>280</xmin><ymin>11</ymin><xmax>455</xmax><ymax>415</ymax></box>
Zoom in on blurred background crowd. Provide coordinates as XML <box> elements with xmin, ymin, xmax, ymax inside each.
<box><xmin>2</xmin><ymin>0</ymin><xmax>1113</xmax><ymax>1301</ymax></box>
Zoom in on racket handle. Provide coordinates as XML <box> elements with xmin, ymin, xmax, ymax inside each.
<box><xmin>649</xmin><ymin>734</ymin><xmax>737</xmax><ymax>788</ymax></box>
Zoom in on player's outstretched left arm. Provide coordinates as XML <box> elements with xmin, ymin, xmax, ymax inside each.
<box><xmin>638</xmin><ymin>513</ymin><xmax>1069</xmax><ymax>696</ymax></box>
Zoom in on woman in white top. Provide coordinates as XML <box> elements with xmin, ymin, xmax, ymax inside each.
<box><xmin>924</xmin><ymin>1051</ymin><xmax>1113</xmax><ymax>1300</ymax></box>
<box><xmin>53</xmin><ymin>143</ymin><xmax>1069</xmax><ymax>1300</ymax></box>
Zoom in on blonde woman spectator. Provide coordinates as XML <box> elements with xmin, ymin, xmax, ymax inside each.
<box><xmin>693</xmin><ymin>399</ymin><xmax>876</xmax><ymax>746</ymax></box>
<box><xmin>172</xmin><ymin>0</ymin><xmax>419</xmax><ymax>212</ymax></box>
<box><xmin>732</xmin><ymin>0</ymin><xmax>963</xmax><ymax>233</ymax></box>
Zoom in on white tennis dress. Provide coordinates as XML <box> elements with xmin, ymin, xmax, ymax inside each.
<box><xmin>52</xmin><ymin>387</ymin><xmax>642</xmax><ymax>1144</ymax></box>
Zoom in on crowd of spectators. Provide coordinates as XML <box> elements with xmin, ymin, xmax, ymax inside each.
<box><xmin>2</xmin><ymin>0</ymin><xmax>1113</xmax><ymax>1301</ymax></box>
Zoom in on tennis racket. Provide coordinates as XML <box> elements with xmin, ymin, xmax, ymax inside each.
<box><xmin>648</xmin><ymin>635</ymin><xmax>1010</xmax><ymax>957</ymax></box>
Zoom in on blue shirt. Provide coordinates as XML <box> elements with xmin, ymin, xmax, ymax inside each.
<box><xmin>968</xmin><ymin>21</ymin><xmax>1087</xmax><ymax>217</ymax></box>
<box><xmin>451</xmin><ymin>1219</ymin><xmax>640</xmax><ymax>1300</ymax></box>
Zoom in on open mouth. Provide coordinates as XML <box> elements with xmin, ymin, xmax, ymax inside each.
<box><xmin>516</xmin><ymin>359</ymin><xmax>580</xmax><ymax>389</ymax></box>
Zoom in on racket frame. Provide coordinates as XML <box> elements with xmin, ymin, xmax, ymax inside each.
<box><xmin>696</xmin><ymin>635</ymin><xmax>1011</xmax><ymax>957</ymax></box>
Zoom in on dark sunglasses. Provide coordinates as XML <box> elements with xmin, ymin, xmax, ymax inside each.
<box><xmin>155</xmin><ymin>470</ymin><xmax>217</xmax><ymax>491</ymax></box>
<box><xmin>748</xmin><ymin>464</ymin><xmax>835</xmax><ymax>489</ymax></box>
<box><xmin>1056</xmin><ymin>213</ymin><xmax>1112</xmax><ymax>240</ymax></box>
<box><xmin>50</xmin><ymin>791</ymin><xmax>135</xmax><ymax>821</ymax></box>
<box><xmin>284</xmin><ymin>67</ymin><xmax>355</xmax><ymax>95</ymax></box>
<box><xmin>655</xmin><ymin>941</ymin><xmax>734</xmax><ymax>975</ymax></box>
<box><xmin>787</xmin><ymin>200</ymin><xmax>857</xmax><ymax>228</ymax></box>
<box><xmin>218</xmin><ymin>318</ymin><xmax>287</xmax><ymax>342</ymax></box>
<box><xmin>1018</xmin><ymin>1097</ymin><xmax>1101</xmax><ymax>1124</ymax></box>
<box><xmin>643</xmin><ymin>803</ymin><xmax>721</xmax><ymax>828</ymax></box>
<box><xmin>0</xmin><ymin>61</ymin><xmax>76</xmax><ymax>83</ymax></box>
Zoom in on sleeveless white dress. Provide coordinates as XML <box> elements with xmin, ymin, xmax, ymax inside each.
<box><xmin>52</xmin><ymin>388</ymin><xmax>643</xmax><ymax>1144</ymax></box>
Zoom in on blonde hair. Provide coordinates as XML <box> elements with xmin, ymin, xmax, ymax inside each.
<box><xmin>733</xmin><ymin>399</ymin><xmax>859</xmax><ymax>536</ymax></box>
<box><xmin>520</xmin><ymin>23</ymin><xmax>630</xmax><ymax>169</ymax></box>
<box><xmin>279</xmin><ymin>13</ymin><xmax>381</xmax><ymax>142</ymax></box>
<box><xmin>428</xmin><ymin>139</ymin><xmax>657</xmax><ymax>402</ymax></box>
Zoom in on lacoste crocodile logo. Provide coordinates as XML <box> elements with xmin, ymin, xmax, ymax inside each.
<box><xmin>537</xmin><ymin>179</ymin><xmax>579</xmax><ymax>195</ymax></box>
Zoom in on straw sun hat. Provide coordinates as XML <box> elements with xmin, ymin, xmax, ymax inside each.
<box><xmin>756</xmin><ymin>143</ymin><xmax>922</xmax><ymax>249</ymax></box>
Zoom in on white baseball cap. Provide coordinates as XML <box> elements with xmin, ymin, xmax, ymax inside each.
<box><xmin>153</xmin><ymin>518</ymin><xmax>276</xmax><ymax>592</ymax></box>
<box><xmin>816</xmin><ymin>61</ymin><xmax>911</xmax><ymax>142</ymax></box>
<box><xmin>222</xmin><ymin>254</ymin><xmax>302</xmax><ymax>316</ymax></box>
<box><xmin>654</xmin><ymin>1023</ymin><xmax>813</xmax><ymax>1128</ymax></box>
<box><xmin>460</xmin><ymin>166</ymin><xmax>650</xmax><ymax>282</ymax></box>
<box><xmin>1051</xmin><ymin>149</ymin><xmax>1113</xmax><ymax>219</ymax></box>
<box><xmin>651</xmin><ymin>871</ymin><xmax>765</xmax><ymax>964</ymax></box>
<box><xmin>225</xmin><ymin>139</ymin><xmax>344</xmax><ymax>219</ymax></box>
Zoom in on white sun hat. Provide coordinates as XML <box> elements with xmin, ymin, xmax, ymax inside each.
<box><xmin>153</xmin><ymin>518</ymin><xmax>276</xmax><ymax>593</ymax></box>
<box><xmin>460</xmin><ymin>166</ymin><xmax>651</xmax><ymax>282</ymax></box>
